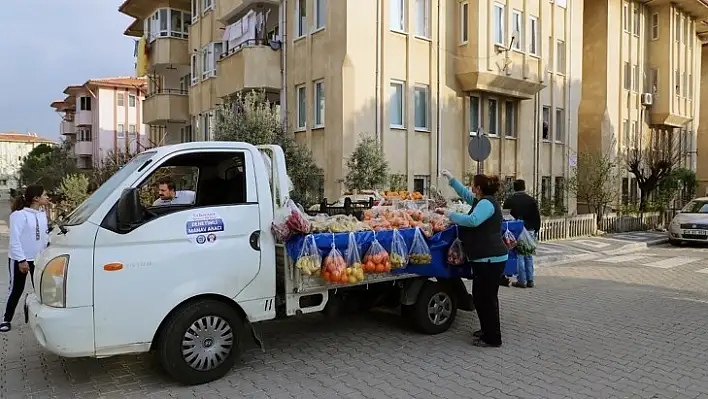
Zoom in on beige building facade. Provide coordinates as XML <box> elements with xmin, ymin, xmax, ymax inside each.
<box><xmin>579</xmin><ymin>0</ymin><xmax>706</xmax><ymax>206</ymax></box>
<box><xmin>120</xmin><ymin>0</ymin><xmax>584</xmax><ymax>209</ymax></box>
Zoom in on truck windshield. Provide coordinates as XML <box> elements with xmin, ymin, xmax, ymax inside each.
<box><xmin>63</xmin><ymin>151</ymin><xmax>156</xmax><ymax>226</ymax></box>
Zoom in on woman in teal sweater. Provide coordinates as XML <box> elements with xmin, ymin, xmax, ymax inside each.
<box><xmin>440</xmin><ymin>170</ymin><xmax>508</xmax><ymax>348</ymax></box>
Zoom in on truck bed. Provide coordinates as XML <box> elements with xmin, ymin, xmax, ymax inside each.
<box><xmin>275</xmin><ymin>244</ymin><xmax>418</xmax><ymax>296</ymax></box>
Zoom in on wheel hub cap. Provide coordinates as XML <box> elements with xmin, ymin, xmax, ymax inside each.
<box><xmin>181</xmin><ymin>315</ymin><xmax>234</xmax><ymax>371</ymax></box>
<box><xmin>427</xmin><ymin>293</ymin><xmax>452</xmax><ymax>325</ymax></box>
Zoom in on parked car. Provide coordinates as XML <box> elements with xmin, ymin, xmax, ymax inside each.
<box><xmin>668</xmin><ymin>197</ymin><xmax>708</xmax><ymax>245</ymax></box>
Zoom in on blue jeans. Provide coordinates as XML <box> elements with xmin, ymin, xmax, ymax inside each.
<box><xmin>516</xmin><ymin>230</ymin><xmax>536</xmax><ymax>284</ymax></box>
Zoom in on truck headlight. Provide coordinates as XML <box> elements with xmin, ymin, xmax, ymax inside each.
<box><xmin>40</xmin><ymin>255</ymin><xmax>69</xmax><ymax>308</ymax></box>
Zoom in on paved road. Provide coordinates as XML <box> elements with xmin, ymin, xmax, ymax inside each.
<box><xmin>2</xmin><ymin>242</ymin><xmax>708</xmax><ymax>398</ymax></box>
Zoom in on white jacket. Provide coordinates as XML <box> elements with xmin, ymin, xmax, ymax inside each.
<box><xmin>9</xmin><ymin>208</ymin><xmax>49</xmax><ymax>262</ymax></box>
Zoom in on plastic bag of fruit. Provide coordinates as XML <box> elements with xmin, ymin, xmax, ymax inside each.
<box><xmin>408</xmin><ymin>227</ymin><xmax>433</xmax><ymax>264</ymax></box>
<box><xmin>503</xmin><ymin>226</ymin><xmax>517</xmax><ymax>250</ymax></box>
<box><xmin>447</xmin><ymin>227</ymin><xmax>465</xmax><ymax>266</ymax></box>
<box><xmin>389</xmin><ymin>229</ymin><xmax>408</xmax><ymax>269</ymax></box>
<box><xmin>321</xmin><ymin>241</ymin><xmax>349</xmax><ymax>284</ymax></box>
<box><xmin>295</xmin><ymin>235</ymin><xmax>321</xmax><ymax>276</ymax></box>
<box><xmin>284</xmin><ymin>199</ymin><xmax>311</xmax><ymax>234</ymax></box>
<box><xmin>271</xmin><ymin>204</ymin><xmax>293</xmax><ymax>242</ymax></box>
<box><xmin>362</xmin><ymin>235</ymin><xmax>391</xmax><ymax>274</ymax></box>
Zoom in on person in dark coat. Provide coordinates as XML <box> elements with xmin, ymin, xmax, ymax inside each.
<box><xmin>503</xmin><ymin>179</ymin><xmax>541</xmax><ymax>288</ymax></box>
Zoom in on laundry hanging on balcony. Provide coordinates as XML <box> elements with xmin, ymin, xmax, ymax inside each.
<box><xmin>136</xmin><ymin>37</ymin><xmax>148</xmax><ymax>77</ymax></box>
<box><xmin>223</xmin><ymin>10</ymin><xmax>258</xmax><ymax>55</ymax></box>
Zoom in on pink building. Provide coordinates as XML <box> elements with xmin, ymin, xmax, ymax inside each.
<box><xmin>50</xmin><ymin>77</ymin><xmax>148</xmax><ymax>169</ymax></box>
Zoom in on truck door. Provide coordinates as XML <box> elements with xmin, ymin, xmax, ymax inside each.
<box><xmin>91</xmin><ymin>148</ymin><xmax>263</xmax><ymax>353</ymax></box>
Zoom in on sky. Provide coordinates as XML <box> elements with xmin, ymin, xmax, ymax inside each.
<box><xmin>0</xmin><ymin>1</ymin><xmax>136</xmax><ymax>140</ymax></box>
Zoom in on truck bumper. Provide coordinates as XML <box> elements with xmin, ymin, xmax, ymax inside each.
<box><xmin>24</xmin><ymin>293</ymin><xmax>95</xmax><ymax>357</ymax></box>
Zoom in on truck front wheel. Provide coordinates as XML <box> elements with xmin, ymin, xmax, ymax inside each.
<box><xmin>402</xmin><ymin>281</ymin><xmax>457</xmax><ymax>335</ymax></box>
<box><xmin>156</xmin><ymin>299</ymin><xmax>243</xmax><ymax>385</ymax></box>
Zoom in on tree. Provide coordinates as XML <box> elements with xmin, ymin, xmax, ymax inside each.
<box><xmin>88</xmin><ymin>150</ymin><xmax>139</xmax><ymax>190</ymax></box>
<box><xmin>19</xmin><ymin>141</ymin><xmax>77</xmax><ymax>191</ymax></box>
<box><xmin>213</xmin><ymin>90</ymin><xmax>324</xmax><ymax>206</ymax></box>
<box><xmin>345</xmin><ymin>134</ymin><xmax>389</xmax><ymax>191</ymax></box>
<box><xmin>57</xmin><ymin>174</ymin><xmax>90</xmax><ymax>215</ymax></box>
<box><xmin>388</xmin><ymin>174</ymin><xmax>407</xmax><ymax>191</ymax></box>
<box><xmin>626</xmin><ymin>131</ymin><xmax>681</xmax><ymax>211</ymax></box>
<box><xmin>567</xmin><ymin>150</ymin><xmax>619</xmax><ymax>229</ymax></box>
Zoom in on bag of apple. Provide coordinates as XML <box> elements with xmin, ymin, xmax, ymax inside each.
<box><xmin>447</xmin><ymin>226</ymin><xmax>465</xmax><ymax>266</ymax></box>
<box><xmin>503</xmin><ymin>227</ymin><xmax>517</xmax><ymax>250</ymax></box>
<box><xmin>363</xmin><ymin>236</ymin><xmax>391</xmax><ymax>274</ymax></box>
<box><xmin>389</xmin><ymin>229</ymin><xmax>409</xmax><ymax>269</ymax></box>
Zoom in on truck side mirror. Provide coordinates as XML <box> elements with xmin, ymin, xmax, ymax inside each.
<box><xmin>117</xmin><ymin>188</ymin><xmax>143</xmax><ymax>230</ymax></box>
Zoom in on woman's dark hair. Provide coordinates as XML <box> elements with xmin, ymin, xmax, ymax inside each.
<box><xmin>12</xmin><ymin>184</ymin><xmax>44</xmax><ymax>212</ymax></box>
<box><xmin>472</xmin><ymin>174</ymin><xmax>501</xmax><ymax>196</ymax></box>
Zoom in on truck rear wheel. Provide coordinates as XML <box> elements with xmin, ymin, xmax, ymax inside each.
<box><xmin>156</xmin><ymin>299</ymin><xmax>243</xmax><ymax>385</ymax></box>
<box><xmin>402</xmin><ymin>281</ymin><xmax>457</xmax><ymax>335</ymax></box>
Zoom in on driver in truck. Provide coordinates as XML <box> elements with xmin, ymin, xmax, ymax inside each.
<box><xmin>152</xmin><ymin>177</ymin><xmax>195</xmax><ymax>206</ymax></box>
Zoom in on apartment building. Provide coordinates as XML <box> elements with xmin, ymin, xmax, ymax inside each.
<box><xmin>697</xmin><ymin>43</ymin><xmax>708</xmax><ymax>195</ymax></box>
<box><xmin>50</xmin><ymin>77</ymin><xmax>148</xmax><ymax>169</ymax></box>
<box><xmin>120</xmin><ymin>0</ymin><xmax>583</xmax><ymax>208</ymax></box>
<box><xmin>579</xmin><ymin>0</ymin><xmax>705</xmax><ymax>206</ymax></box>
<box><xmin>0</xmin><ymin>133</ymin><xmax>55</xmax><ymax>194</ymax></box>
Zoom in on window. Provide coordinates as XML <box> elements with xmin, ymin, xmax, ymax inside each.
<box><xmin>541</xmin><ymin>176</ymin><xmax>551</xmax><ymax>207</ymax></box>
<box><xmin>413</xmin><ymin>175</ymin><xmax>429</xmax><ymax>194</ymax></box>
<box><xmin>556</xmin><ymin>40</ymin><xmax>565</xmax><ymax>74</ymax></box>
<box><xmin>683</xmin><ymin>72</ymin><xmax>687</xmax><ymax>98</ymax></box>
<box><xmin>315</xmin><ymin>0</ymin><xmax>325</xmax><ymax>30</ymax></box>
<box><xmin>633</xmin><ymin>4</ymin><xmax>640</xmax><ymax>36</ymax></box>
<box><xmin>80</xmin><ymin>96</ymin><xmax>91</xmax><ymax>111</ymax></box>
<box><xmin>649</xmin><ymin>67</ymin><xmax>658</xmax><ymax>93</ymax></box>
<box><xmin>390</xmin><ymin>80</ymin><xmax>405</xmax><ymax>127</ymax></box>
<box><xmin>542</xmin><ymin>106</ymin><xmax>550</xmax><ymax>140</ymax></box>
<box><xmin>622</xmin><ymin>177</ymin><xmax>629</xmax><ymax>205</ymax></box>
<box><xmin>117</xmin><ymin>93</ymin><xmax>125</xmax><ymax>107</ymax></box>
<box><xmin>555</xmin><ymin>0</ymin><xmax>567</xmax><ymax>7</ymax></box>
<box><xmin>117</xmin><ymin>124</ymin><xmax>125</xmax><ymax>139</ymax></box>
<box><xmin>414</xmin><ymin>84</ymin><xmax>429</xmax><ymax>130</ymax></box>
<box><xmin>296</xmin><ymin>0</ymin><xmax>307</xmax><ymax>37</ymax></box>
<box><xmin>129</xmin><ymin>124</ymin><xmax>137</xmax><ymax>136</ymax></box>
<box><xmin>529</xmin><ymin>16</ymin><xmax>538</xmax><ymax>55</ymax></box>
<box><xmin>623</xmin><ymin>119</ymin><xmax>629</xmax><ymax>147</ymax></box>
<box><xmin>181</xmin><ymin>125</ymin><xmax>194</xmax><ymax>142</ymax></box>
<box><xmin>296</xmin><ymin>85</ymin><xmax>306</xmax><ymax>129</ymax></box>
<box><xmin>675</xmin><ymin>70</ymin><xmax>680</xmax><ymax>95</ymax></box>
<box><xmin>191</xmin><ymin>0</ymin><xmax>199</xmax><ymax>22</ymax></box>
<box><xmin>675</xmin><ymin>13</ymin><xmax>680</xmax><ymax>42</ymax></box>
<box><xmin>632</xmin><ymin>65</ymin><xmax>639</xmax><ymax>92</ymax></box>
<box><xmin>651</xmin><ymin>13</ymin><xmax>659</xmax><ymax>40</ymax></box>
<box><xmin>505</xmin><ymin>101</ymin><xmax>516</xmax><ymax>137</ymax></box>
<box><xmin>190</xmin><ymin>54</ymin><xmax>199</xmax><ymax>85</ymax></box>
<box><xmin>201</xmin><ymin>42</ymin><xmax>222</xmax><ymax>79</ymax></box>
<box><xmin>488</xmin><ymin>99</ymin><xmax>498</xmax><ymax>136</ymax></box>
<box><xmin>493</xmin><ymin>3</ymin><xmax>505</xmax><ymax>45</ymax></box>
<box><xmin>469</xmin><ymin>95</ymin><xmax>480</xmax><ymax>135</ymax></box>
<box><xmin>689</xmin><ymin>74</ymin><xmax>693</xmax><ymax>98</ymax></box>
<box><xmin>129</xmin><ymin>94</ymin><xmax>136</xmax><ymax>107</ymax></box>
<box><xmin>624</xmin><ymin>62</ymin><xmax>631</xmax><ymax>90</ymax></box>
<box><xmin>555</xmin><ymin>108</ymin><xmax>564</xmax><ymax>142</ymax></box>
<box><xmin>630</xmin><ymin>178</ymin><xmax>638</xmax><ymax>204</ymax></box>
<box><xmin>632</xmin><ymin>121</ymin><xmax>638</xmax><ymax>148</ymax></box>
<box><xmin>391</xmin><ymin>0</ymin><xmax>406</xmax><ymax>32</ymax></box>
<box><xmin>78</xmin><ymin>127</ymin><xmax>92</xmax><ymax>141</ymax></box>
<box><xmin>460</xmin><ymin>2</ymin><xmax>468</xmax><ymax>43</ymax></box>
<box><xmin>512</xmin><ymin>10</ymin><xmax>522</xmax><ymax>50</ymax></box>
<box><xmin>203</xmin><ymin>0</ymin><xmax>214</xmax><ymax>13</ymax></box>
<box><xmin>180</xmin><ymin>74</ymin><xmax>190</xmax><ymax>92</ymax></box>
<box><xmin>145</xmin><ymin>8</ymin><xmax>191</xmax><ymax>41</ymax></box>
<box><xmin>314</xmin><ymin>80</ymin><xmax>325</xmax><ymax>127</ymax></box>
<box><xmin>415</xmin><ymin>0</ymin><xmax>429</xmax><ymax>37</ymax></box>
<box><xmin>554</xmin><ymin>177</ymin><xmax>565</xmax><ymax>211</ymax></box>
<box><xmin>623</xmin><ymin>2</ymin><xmax>629</xmax><ymax>32</ymax></box>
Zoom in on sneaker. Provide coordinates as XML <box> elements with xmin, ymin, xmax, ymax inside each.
<box><xmin>511</xmin><ymin>281</ymin><xmax>527</xmax><ymax>288</ymax></box>
<box><xmin>0</xmin><ymin>322</ymin><xmax>10</xmax><ymax>332</ymax></box>
<box><xmin>527</xmin><ymin>281</ymin><xmax>535</xmax><ymax>288</ymax></box>
<box><xmin>472</xmin><ymin>329</ymin><xmax>483</xmax><ymax>338</ymax></box>
<box><xmin>472</xmin><ymin>338</ymin><xmax>502</xmax><ymax>348</ymax></box>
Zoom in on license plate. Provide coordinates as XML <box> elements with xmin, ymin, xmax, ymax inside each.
<box><xmin>683</xmin><ymin>229</ymin><xmax>707</xmax><ymax>236</ymax></box>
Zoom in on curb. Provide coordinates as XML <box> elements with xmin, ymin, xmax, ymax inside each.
<box><xmin>535</xmin><ymin>237</ymin><xmax>669</xmax><ymax>267</ymax></box>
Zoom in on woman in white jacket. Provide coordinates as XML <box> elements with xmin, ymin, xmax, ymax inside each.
<box><xmin>0</xmin><ymin>185</ymin><xmax>49</xmax><ymax>332</ymax></box>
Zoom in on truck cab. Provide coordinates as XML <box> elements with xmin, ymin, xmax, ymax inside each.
<box><xmin>26</xmin><ymin>142</ymin><xmax>288</xmax><ymax>384</ymax></box>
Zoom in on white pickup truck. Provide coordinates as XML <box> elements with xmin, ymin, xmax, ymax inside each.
<box><xmin>25</xmin><ymin>142</ymin><xmax>470</xmax><ymax>385</ymax></box>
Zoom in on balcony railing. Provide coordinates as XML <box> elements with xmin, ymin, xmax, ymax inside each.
<box><xmin>144</xmin><ymin>88</ymin><xmax>190</xmax><ymax>124</ymax></box>
<box><xmin>146</xmin><ymin>88</ymin><xmax>189</xmax><ymax>97</ymax></box>
<box><xmin>220</xmin><ymin>38</ymin><xmax>272</xmax><ymax>59</ymax></box>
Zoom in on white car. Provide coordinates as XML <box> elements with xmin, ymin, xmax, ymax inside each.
<box><xmin>668</xmin><ymin>197</ymin><xmax>708</xmax><ymax>245</ymax></box>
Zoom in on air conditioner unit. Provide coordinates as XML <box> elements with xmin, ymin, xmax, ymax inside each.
<box><xmin>641</xmin><ymin>93</ymin><xmax>653</xmax><ymax>106</ymax></box>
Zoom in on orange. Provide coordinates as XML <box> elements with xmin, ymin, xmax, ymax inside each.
<box><xmin>383</xmin><ymin>263</ymin><xmax>391</xmax><ymax>272</ymax></box>
<box><xmin>375</xmin><ymin>264</ymin><xmax>385</xmax><ymax>273</ymax></box>
<box><xmin>322</xmin><ymin>271</ymin><xmax>331</xmax><ymax>281</ymax></box>
<box><xmin>340</xmin><ymin>274</ymin><xmax>349</xmax><ymax>283</ymax></box>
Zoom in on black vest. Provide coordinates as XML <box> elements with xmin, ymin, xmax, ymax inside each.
<box><xmin>458</xmin><ymin>196</ymin><xmax>507</xmax><ymax>260</ymax></box>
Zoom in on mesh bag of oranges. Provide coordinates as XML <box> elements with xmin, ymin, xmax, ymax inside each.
<box><xmin>321</xmin><ymin>243</ymin><xmax>348</xmax><ymax>284</ymax></box>
<box><xmin>362</xmin><ymin>237</ymin><xmax>391</xmax><ymax>274</ymax></box>
<box><xmin>389</xmin><ymin>229</ymin><xmax>408</xmax><ymax>269</ymax></box>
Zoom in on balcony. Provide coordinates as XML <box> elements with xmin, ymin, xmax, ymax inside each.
<box><xmin>148</xmin><ymin>37</ymin><xmax>189</xmax><ymax>69</ymax></box>
<box><xmin>216</xmin><ymin>40</ymin><xmax>281</xmax><ymax>98</ymax></box>
<box><xmin>217</xmin><ymin>0</ymin><xmax>280</xmax><ymax>22</ymax></box>
<box><xmin>143</xmin><ymin>89</ymin><xmax>190</xmax><ymax>124</ymax></box>
<box><xmin>75</xmin><ymin>141</ymin><xmax>92</xmax><ymax>156</ymax></box>
<box><xmin>60</xmin><ymin>120</ymin><xmax>75</xmax><ymax>135</ymax></box>
<box><xmin>76</xmin><ymin>110</ymin><xmax>92</xmax><ymax>126</ymax></box>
